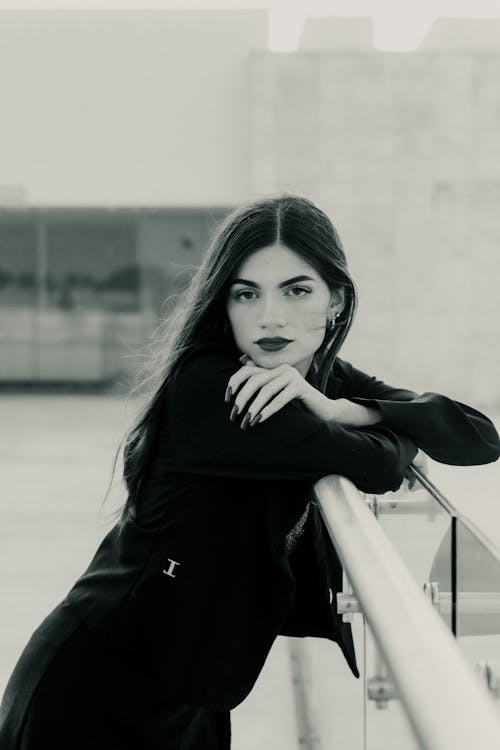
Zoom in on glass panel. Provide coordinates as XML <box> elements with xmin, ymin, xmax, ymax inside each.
<box><xmin>38</xmin><ymin>221</ymin><xmax>140</xmax><ymax>381</ymax></box>
<box><xmin>47</xmin><ymin>222</ymin><xmax>139</xmax><ymax>312</ymax></box>
<box><xmin>136</xmin><ymin>212</ymin><xmax>205</xmax><ymax>319</ymax></box>
<box><xmin>372</xmin><ymin>485</ymin><xmax>454</xmax><ymax>631</ymax></box>
<box><xmin>0</xmin><ymin>209</ymin><xmax>227</xmax><ymax>383</ymax></box>
<box><xmin>0</xmin><ymin>221</ymin><xmax>37</xmax><ymax>305</ymax></box>
<box><xmin>0</xmin><ymin>220</ymin><xmax>37</xmax><ymax>379</ymax></box>
<box><xmin>455</xmin><ymin>517</ymin><xmax>500</xmax><ymax>715</ymax></box>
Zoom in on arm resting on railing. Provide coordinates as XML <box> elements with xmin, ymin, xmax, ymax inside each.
<box><xmin>333</xmin><ymin>359</ymin><xmax>500</xmax><ymax>465</ymax></box>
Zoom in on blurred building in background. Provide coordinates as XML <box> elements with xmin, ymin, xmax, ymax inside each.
<box><xmin>0</xmin><ymin>11</ymin><xmax>499</xmax><ymax>405</ymax></box>
<box><xmin>0</xmin><ymin>206</ymin><xmax>228</xmax><ymax>385</ymax></box>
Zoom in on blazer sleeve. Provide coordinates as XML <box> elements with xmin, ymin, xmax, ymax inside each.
<box><xmin>336</xmin><ymin>359</ymin><xmax>500</xmax><ymax>466</ymax></box>
<box><xmin>163</xmin><ymin>346</ymin><xmax>418</xmax><ymax>495</ymax></box>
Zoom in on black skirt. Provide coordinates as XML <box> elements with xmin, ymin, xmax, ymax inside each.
<box><xmin>0</xmin><ymin>598</ymin><xmax>231</xmax><ymax>749</ymax></box>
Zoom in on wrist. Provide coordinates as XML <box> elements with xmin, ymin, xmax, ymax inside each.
<box><xmin>326</xmin><ymin>398</ymin><xmax>382</xmax><ymax>428</ymax></box>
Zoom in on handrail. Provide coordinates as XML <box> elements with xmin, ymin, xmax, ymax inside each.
<box><xmin>407</xmin><ymin>464</ymin><xmax>457</xmax><ymax>516</ymax></box>
<box><xmin>313</xmin><ymin>474</ymin><xmax>500</xmax><ymax>750</ymax></box>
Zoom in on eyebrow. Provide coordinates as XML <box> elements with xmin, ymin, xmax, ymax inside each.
<box><xmin>229</xmin><ymin>274</ymin><xmax>316</xmax><ymax>289</ymax></box>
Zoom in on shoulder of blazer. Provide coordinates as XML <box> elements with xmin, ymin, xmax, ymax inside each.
<box><xmin>332</xmin><ymin>355</ymin><xmax>355</xmax><ymax>378</ymax></box>
<box><xmin>171</xmin><ymin>339</ymin><xmax>240</xmax><ymax>377</ymax></box>
<box><xmin>327</xmin><ymin>356</ymin><xmax>353</xmax><ymax>398</ymax></box>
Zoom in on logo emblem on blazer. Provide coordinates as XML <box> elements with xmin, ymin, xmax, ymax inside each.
<box><xmin>162</xmin><ymin>559</ymin><xmax>180</xmax><ymax>578</ymax></box>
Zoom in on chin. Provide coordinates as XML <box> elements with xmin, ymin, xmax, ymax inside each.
<box><xmin>256</xmin><ymin>352</ymin><xmax>297</xmax><ymax>369</ymax></box>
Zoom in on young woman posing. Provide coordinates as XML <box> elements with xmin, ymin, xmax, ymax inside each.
<box><xmin>1</xmin><ymin>194</ymin><xmax>498</xmax><ymax>749</ymax></box>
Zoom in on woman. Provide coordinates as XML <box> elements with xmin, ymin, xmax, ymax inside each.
<box><xmin>1</xmin><ymin>194</ymin><xmax>499</xmax><ymax>749</ymax></box>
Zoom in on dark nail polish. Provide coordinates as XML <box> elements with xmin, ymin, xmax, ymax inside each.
<box><xmin>225</xmin><ymin>386</ymin><xmax>232</xmax><ymax>403</ymax></box>
<box><xmin>240</xmin><ymin>412</ymin><xmax>251</xmax><ymax>430</ymax></box>
<box><xmin>230</xmin><ymin>404</ymin><xmax>239</xmax><ymax>422</ymax></box>
<box><xmin>249</xmin><ymin>413</ymin><xmax>262</xmax><ymax>427</ymax></box>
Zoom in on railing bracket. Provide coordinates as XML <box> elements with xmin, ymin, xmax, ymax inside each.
<box><xmin>367</xmin><ymin>676</ymin><xmax>396</xmax><ymax>708</ymax></box>
<box><xmin>337</xmin><ymin>592</ymin><xmax>361</xmax><ymax>621</ymax></box>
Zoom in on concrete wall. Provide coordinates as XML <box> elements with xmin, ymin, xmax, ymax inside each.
<box><xmin>0</xmin><ymin>9</ymin><xmax>267</xmax><ymax>207</ymax></box>
<box><xmin>250</xmin><ymin>52</ymin><xmax>500</xmax><ymax>406</ymax></box>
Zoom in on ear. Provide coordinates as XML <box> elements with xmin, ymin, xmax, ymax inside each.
<box><xmin>329</xmin><ymin>287</ymin><xmax>346</xmax><ymax>315</ymax></box>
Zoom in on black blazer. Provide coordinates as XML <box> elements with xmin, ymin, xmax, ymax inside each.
<box><xmin>65</xmin><ymin>339</ymin><xmax>500</xmax><ymax>711</ymax></box>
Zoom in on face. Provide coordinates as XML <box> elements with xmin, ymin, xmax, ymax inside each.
<box><xmin>225</xmin><ymin>243</ymin><xmax>345</xmax><ymax>377</ymax></box>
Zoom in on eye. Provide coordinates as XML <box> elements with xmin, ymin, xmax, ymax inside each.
<box><xmin>234</xmin><ymin>290</ymin><xmax>256</xmax><ymax>301</ymax></box>
<box><xmin>287</xmin><ymin>286</ymin><xmax>311</xmax><ymax>297</ymax></box>
<box><xmin>233</xmin><ymin>286</ymin><xmax>311</xmax><ymax>301</ymax></box>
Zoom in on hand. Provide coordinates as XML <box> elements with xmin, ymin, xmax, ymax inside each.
<box><xmin>225</xmin><ymin>353</ymin><xmax>332</xmax><ymax>428</ymax></box>
<box><xmin>404</xmin><ymin>448</ymin><xmax>429</xmax><ymax>492</ymax></box>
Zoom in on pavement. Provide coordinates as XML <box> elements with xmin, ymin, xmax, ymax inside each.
<box><xmin>1</xmin><ymin>395</ymin><xmax>499</xmax><ymax>749</ymax></box>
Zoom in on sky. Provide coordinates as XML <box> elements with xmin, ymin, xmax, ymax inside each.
<box><xmin>0</xmin><ymin>0</ymin><xmax>499</xmax><ymax>50</ymax></box>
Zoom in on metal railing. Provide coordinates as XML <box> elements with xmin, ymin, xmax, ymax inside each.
<box><xmin>313</xmin><ymin>472</ymin><xmax>500</xmax><ymax>750</ymax></box>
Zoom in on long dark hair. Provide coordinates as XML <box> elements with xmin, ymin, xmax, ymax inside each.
<box><xmin>102</xmin><ymin>193</ymin><xmax>357</xmax><ymax>527</ymax></box>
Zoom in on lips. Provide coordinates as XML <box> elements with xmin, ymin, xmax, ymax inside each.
<box><xmin>255</xmin><ymin>338</ymin><xmax>292</xmax><ymax>345</ymax></box>
<box><xmin>256</xmin><ymin>339</ymin><xmax>292</xmax><ymax>351</ymax></box>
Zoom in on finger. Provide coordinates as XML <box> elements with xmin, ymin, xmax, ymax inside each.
<box><xmin>249</xmin><ymin>382</ymin><xmax>300</xmax><ymax>425</ymax></box>
<box><xmin>243</xmin><ymin>375</ymin><xmax>296</xmax><ymax>422</ymax></box>
<box><xmin>231</xmin><ymin>370</ymin><xmax>283</xmax><ymax>416</ymax></box>
<box><xmin>401</xmin><ymin>476</ymin><xmax>411</xmax><ymax>492</ymax></box>
<box><xmin>225</xmin><ymin>364</ymin><xmax>261</xmax><ymax>402</ymax></box>
<box><xmin>413</xmin><ymin>450</ymin><xmax>429</xmax><ymax>475</ymax></box>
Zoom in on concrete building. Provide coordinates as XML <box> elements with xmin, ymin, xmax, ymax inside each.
<box><xmin>0</xmin><ymin>11</ymin><xmax>498</xmax><ymax>406</ymax></box>
<box><xmin>298</xmin><ymin>16</ymin><xmax>374</xmax><ymax>50</ymax></box>
<box><xmin>420</xmin><ymin>18</ymin><xmax>500</xmax><ymax>50</ymax></box>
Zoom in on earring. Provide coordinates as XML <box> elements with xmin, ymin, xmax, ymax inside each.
<box><xmin>327</xmin><ymin>312</ymin><xmax>339</xmax><ymax>330</ymax></box>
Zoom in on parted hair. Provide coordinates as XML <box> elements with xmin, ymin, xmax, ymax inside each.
<box><xmin>103</xmin><ymin>193</ymin><xmax>358</xmax><ymax>526</ymax></box>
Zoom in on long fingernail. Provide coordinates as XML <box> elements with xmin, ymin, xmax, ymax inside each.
<box><xmin>240</xmin><ymin>412</ymin><xmax>251</xmax><ymax>430</ymax></box>
<box><xmin>249</xmin><ymin>413</ymin><xmax>262</xmax><ymax>427</ymax></box>
<box><xmin>230</xmin><ymin>404</ymin><xmax>239</xmax><ymax>422</ymax></box>
<box><xmin>225</xmin><ymin>386</ymin><xmax>232</xmax><ymax>403</ymax></box>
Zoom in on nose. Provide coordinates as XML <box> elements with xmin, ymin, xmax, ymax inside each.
<box><xmin>257</xmin><ymin>298</ymin><xmax>287</xmax><ymax>328</ymax></box>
